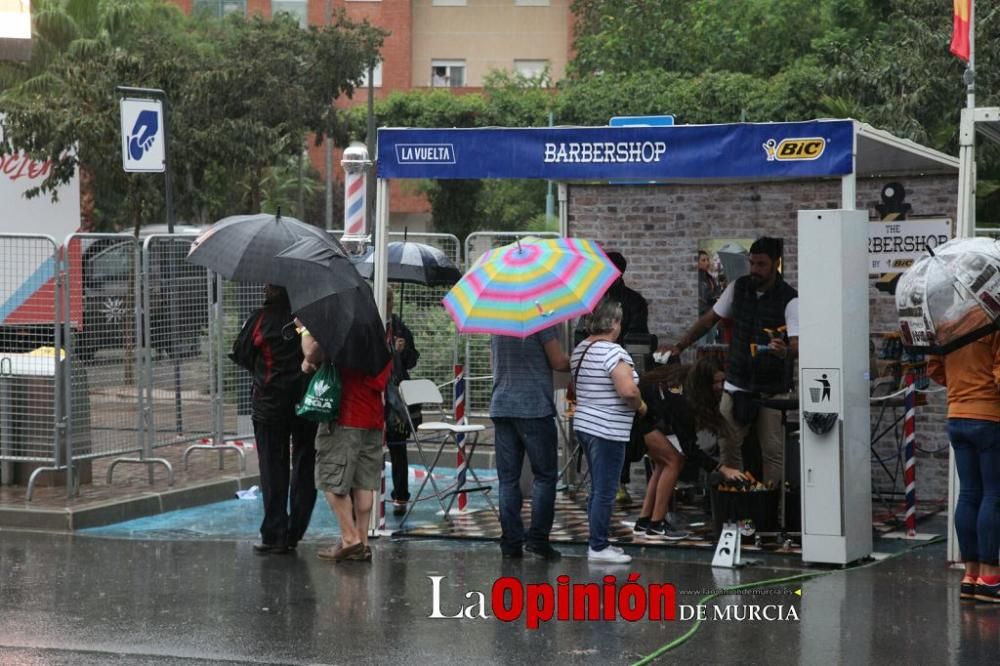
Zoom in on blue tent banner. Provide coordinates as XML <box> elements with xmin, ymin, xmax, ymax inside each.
<box><xmin>376</xmin><ymin>120</ymin><xmax>854</xmax><ymax>181</ymax></box>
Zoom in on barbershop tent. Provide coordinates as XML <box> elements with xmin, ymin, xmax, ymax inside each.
<box><xmin>369</xmin><ymin>119</ymin><xmax>959</xmax><ymax>562</ymax></box>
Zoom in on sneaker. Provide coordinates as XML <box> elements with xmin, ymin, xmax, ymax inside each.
<box><xmin>501</xmin><ymin>548</ymin><xmax>523</xmax><ymax>560</ymax></box>
<box><xmin>253</xmin><ymin>543</ymin><xmax>290</xmax><ymax>555</ymax></box>
<box><xmin>646</xmin><ymin>520</ymin><xmax>690</xmax><ymax>541</ymax></box>
<box><xmin>616</xmin><ymin>486</ymin><xmax>632</xmax><ymax>506</ymax></box>
<box><xmin>633</xmin><ymin>517</ymin><xmax>651</xmax><ymax>534</ymax></box>
<box><xmin>525</xmin><ymin>543</ymin><xmax>562</xmax><ymax>561</ymax></box>
<box><xmin>961</xmin><ymin>577</ymin><xmax>976</xmax><ymax>600</ymax></box>
<box><xmin>975</xmin><ymin>578</ymin><xmax>1000</xmax><ymax>603</ymax></box>
<box><xmin>667</xmin><ymin>511</ymin><xmax>691</xmax><ymax>529</ymax></box>
<box><xmin>588</xmin><ymin>546</ymin><xmax>632</xmax><ymax>564</ymax></box>
<box><xmin>392</xmin><ymin>500</ymin><xmax>408</xmax><ymax>516</ymax></box>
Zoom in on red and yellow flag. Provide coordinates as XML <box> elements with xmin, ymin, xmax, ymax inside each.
<box><xmin>950</xmin><ymin>0</ymin><xmax>972</xmax><ymax>61</ymax></box>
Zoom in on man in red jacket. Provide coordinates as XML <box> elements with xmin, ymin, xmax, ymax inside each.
<box><xmin>300</xmin><ymin>323</ymin><xmax>390</xmax><ymax>563</ymax></box>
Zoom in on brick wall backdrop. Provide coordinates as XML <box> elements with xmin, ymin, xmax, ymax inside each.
<box><xmin>567</xmin><ymin>175</ymin><xmax>957</xmax><ymax>502</ymax></box>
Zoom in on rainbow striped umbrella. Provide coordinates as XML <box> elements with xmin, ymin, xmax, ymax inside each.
<box><xmin>442</xmin><ymin>237</ymin><xmax>620</xmax><ymax>337</ymax></box>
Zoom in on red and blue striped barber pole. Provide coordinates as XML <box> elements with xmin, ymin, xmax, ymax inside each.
<box><xmin>903</xmin><ymin>373</ymin><xmax>917</xmax><ymax>536</ymax></box>
<box><xmin>454</xmin><ymin>364</ymin><xmax>467</xmax><ymax>511</ymax></box>
<box><xmin>344</xmin><ymin>169</ymin><xmax>366</xmax><ymax>237</ymax></box>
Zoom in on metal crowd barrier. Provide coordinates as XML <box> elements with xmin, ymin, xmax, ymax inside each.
<box><xmin>0</xmin><ymin>234</ymin><xmax>67</xmax><ymax>496</ymax></box>
<box><xmin>0</xmin><ymin>228</ymin><xmax>522</xmax><ymax>499</ymax></box>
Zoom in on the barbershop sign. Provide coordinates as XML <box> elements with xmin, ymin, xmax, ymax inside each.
<box><xmin>868</xmin><ymin>218</ymin><xmax>951</xmax><ymax>273</ymax></box>
<box><xmin>377</xmin><ymin>120</ymin><xmax>854</xmax><ymax>181</ymax></box>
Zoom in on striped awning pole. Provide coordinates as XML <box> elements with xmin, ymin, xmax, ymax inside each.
<box><xmin>903</xmin><ymin>373</ymin><xmax>917</xmax><ymax>536</ymax></box>
<box><xmin>455</xmin><ymin>364</ymin><xmax>467</xmax><ymax>511</ymax></box>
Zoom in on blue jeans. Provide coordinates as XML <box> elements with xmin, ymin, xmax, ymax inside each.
<box><xmin>950</xmin><ymin>418</ymin><xmax>1000</xmax><ymax>566</ymax></box>
<box><xmin>577</xmin><ymin>430</ymin><xmax>627</xmax><ymax>551</ymax></box>
<box><xmin>492</xmin><ymin>417</ymin><xmax>558</xmax><ymax>552</ymax></box>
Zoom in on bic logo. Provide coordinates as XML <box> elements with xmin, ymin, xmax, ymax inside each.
<box><xmin>762</xmin><ymin>138</ymin><xmax>826</xmax><ymax>161</ymax></box>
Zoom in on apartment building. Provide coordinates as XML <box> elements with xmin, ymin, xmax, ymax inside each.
<box><xmin>169</xmin><ymin>0</ymin><xmax>573</xmax><ymax>230</ymax></box>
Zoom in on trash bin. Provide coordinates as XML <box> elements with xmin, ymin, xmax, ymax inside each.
<box><xmin>0</xmin><ymin>349</ymin><xmax>91</xmax><ymax>486</ymax></box>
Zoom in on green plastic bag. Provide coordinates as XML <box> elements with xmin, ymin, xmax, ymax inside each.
<box><xmin>296</xmin><ymin>364</ymin><xmax>341</xmax><ymax>422</ymax></box>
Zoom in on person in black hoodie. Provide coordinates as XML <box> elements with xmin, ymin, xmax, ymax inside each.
<box><xmin>231</xmin><ymin>284</ymin><xmax>318</xmax><ymax>555</ymax></box>
<box><xmin>385</xmin><ymin>287</ymin><xmax>420</xmax><ymax>515</ymax></box>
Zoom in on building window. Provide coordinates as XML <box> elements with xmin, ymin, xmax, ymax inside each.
<box><xmin>431</xmin><ymin>60</ymin><xmax>465</xmax><ymax>87</ymax></box>
<box><xmin>192</xmin><ymin>0</ymin><xmax>246</xmax><ymax>19</ymax></box>
<box><xmin>513</xmin><ymin>59</ymin><xmax>549</xmax><ymax>81</ymax></box>
<box><xmin>514</xmin><ymin>0</ymin><xmax>550</xmax><ymax>5</ymax></box>
<box><xmin>272</xmin><ymin>0</ymin><xmax>308</xmax><ymax>27</ymax></box>
<box><xmin>360</xmin><ymin>61</ymin><xmax>383</xmax><ymax>88</ymax></box>
<box><xmin>432</xmin><ymin>0</ymin><xmax>467</xmax><ymax>6</ymax></box>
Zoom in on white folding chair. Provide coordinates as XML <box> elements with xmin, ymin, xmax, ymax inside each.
<box><xmin>397</xmin><ymin>379</ymin><xmax>494</xmax><ymax>526</ymax></box>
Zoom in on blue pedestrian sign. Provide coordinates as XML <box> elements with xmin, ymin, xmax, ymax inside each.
<box><xmin>610</xmin><ymin>115</ymin><xmax>675</xmax><ymax>127</ymax></box>
<box><xmin>120</xmin><ymin>98</ymin><xmax>165</xmax><ymax>173</ymax></box>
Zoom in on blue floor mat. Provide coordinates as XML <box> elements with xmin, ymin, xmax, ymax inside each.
<box><xmin>82</xmin><ymin>465</ymin><xmax>498</xmax><ymax>541</ymax></box>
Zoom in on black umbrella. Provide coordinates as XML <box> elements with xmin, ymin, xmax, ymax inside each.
<box><xmin>274</xmin><ymin>238</ymin><xmax>391</xmax><ymax>377</ymax></box>
<box><xmin>353</xmin><ymin>241</ymin><xmax>462</xmax><ymax>285</ymax></box>
<box><xmin>186</xmin><ymin>212</ymin><xmax>345</xmax><ymax>283</ymax></box>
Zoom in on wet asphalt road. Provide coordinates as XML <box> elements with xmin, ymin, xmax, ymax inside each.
<box><xmin>0</xmin><ymin>529</ymin><xmax>995</xmax><ymax>665</ymax></box>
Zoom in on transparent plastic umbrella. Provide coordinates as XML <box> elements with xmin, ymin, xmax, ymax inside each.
<box><xmin>896</xmin><ymin>237</ymin><xmax>1000</xmax><ymax>354</ymax></box>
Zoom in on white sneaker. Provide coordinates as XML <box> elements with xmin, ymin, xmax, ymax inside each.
<box><xmin>588</xmin><ymin>546</ymin><xmax>632</xmax><ymax>564</ymax></box>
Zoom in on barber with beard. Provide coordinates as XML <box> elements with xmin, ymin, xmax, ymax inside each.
<box><xmin>667</xmin><ymin>237</ymin><xmax>799</xmax><ymax>486</ymax></box>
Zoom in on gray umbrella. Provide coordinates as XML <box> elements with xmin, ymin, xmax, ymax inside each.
<box><xmin>352</xmin><ymin>241</ymin><xmax>462</xmax><ymax>286</ymax></box>
<box><xmin>186</xmin><ymin>213</ymin><xmax>345</xmax><ymax>283</ymax></box>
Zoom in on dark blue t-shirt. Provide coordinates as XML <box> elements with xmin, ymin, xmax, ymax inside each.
<box><xmin>489</xmin><ymin>326</ymin><xmax>559</xmax><ymax>419</ymax></box>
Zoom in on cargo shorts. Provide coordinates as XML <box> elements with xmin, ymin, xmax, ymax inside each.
<box><xmin>315</xmin><ymin>422</ymin><xmax>383</xmax><ymax>495</ymax></box>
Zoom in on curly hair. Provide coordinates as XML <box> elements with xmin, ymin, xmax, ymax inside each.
<box><xmin>639</xmin><ymin>357</ymin><xmax>731</xmax><ymax>438</ymax></box>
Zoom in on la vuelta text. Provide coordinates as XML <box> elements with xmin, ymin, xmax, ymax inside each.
<box><xmin>428</xmin><ymin>574</ymin><xmax>800</xmax><ymax>628</ymax></box>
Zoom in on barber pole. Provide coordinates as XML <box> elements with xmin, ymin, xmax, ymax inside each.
<box><xmin>340</xmin><ymin>141</ymin><xmax>370</xmax><ymax>243</ymax></box>
<box><xmin>455</xmin><ymin>365</ymin><xmax>467</xmax><ymax>511</ymax></box>
<box><xmin>903</xmin><ymin>373</ymin><xmax>917</xmax><ymax>536</ymax></box>
<box><xmin>344</xmin><ymin>171</ymin><xmax>365</xmax><ymax>236</ymax></box>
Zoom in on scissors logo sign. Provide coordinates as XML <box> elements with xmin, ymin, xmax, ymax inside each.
<box><xmin>120</xmin><ymin>98</ymin><xmax>165</xmax><ymax>172</ymax></box>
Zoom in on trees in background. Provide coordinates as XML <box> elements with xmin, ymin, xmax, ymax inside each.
<box><xmin>3</xmin><ymin>1</ymin><xmax>997</xmax><ymax>232</ymax></box>
<box><xmin>356</xmin><ymin>1</ymin><xmax>999</xmax><ymax>235</ymax></box>
<box><xmin>0</xmin><ymin>1</ymin><xmax>383</xmax><ymax>231</ymax></box>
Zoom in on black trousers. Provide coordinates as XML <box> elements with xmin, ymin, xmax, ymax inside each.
<box><xmin>253</xmin><ymin>415</ymin><xmax>318</xmax><ymax>547</ymax></box>
<box><xmin>388</xmin><ymin>441</ymin><xmax>409</xmax><ymax>502</ymax></box>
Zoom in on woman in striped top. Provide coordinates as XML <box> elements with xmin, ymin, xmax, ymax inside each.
<box><xmin>571</xmin><ymin>298</ymin><xmax>647</xmax><ymax>564</ymax></box>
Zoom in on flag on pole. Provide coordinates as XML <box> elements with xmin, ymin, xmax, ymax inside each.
<box><xmin>950</xmin><ymin>0</ymin><xmax>972</xmax><ymax>61</ymax></box>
